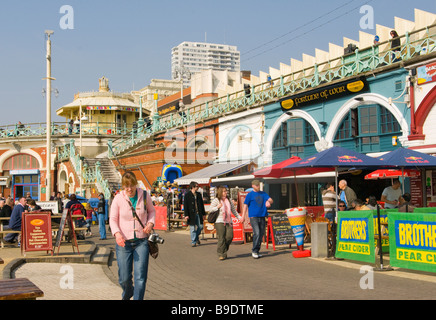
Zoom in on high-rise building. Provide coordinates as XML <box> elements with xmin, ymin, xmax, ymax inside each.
<box><xmin>171</xmin><ymin>41</ymin><xmax>240</xmax><ymax>88</ymax></box>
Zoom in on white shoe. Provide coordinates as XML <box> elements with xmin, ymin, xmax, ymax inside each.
<box><xmin>252</xmin><ymin>252</ymin><xmax>259</xmax><ymax>259</ymax></box>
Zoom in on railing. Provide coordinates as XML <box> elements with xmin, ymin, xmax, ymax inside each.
<box><xmin>58</xmin><ymin>140</ymin><xmax>111</xmax><ymax>198</ymax></box>
<box><xmin>110</xmin><ymin>123</ymin><xmax>154</xmax><ymax>155</ymax></box>
<box><xmin>0</xmin><ymin>121</ymin><xmax>135</xmax><ymax>138</ymax></box>
<box><xmin>109</xmin><ymin>24</ymin><xmax>436</xmax><ymax>157</ymax></box>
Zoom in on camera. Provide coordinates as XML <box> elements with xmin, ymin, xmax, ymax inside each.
<box><xmin>148</xmin><ymin>233</ymin><xmax>165</xmax><ymax>244</ymax></box>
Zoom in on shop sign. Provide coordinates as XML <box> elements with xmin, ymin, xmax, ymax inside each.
<box><xmin>389</xmin><ymin>212</ymin><xmax>436</xmax><ymax>273</ymax></box>
<box><xmin>417</xmin><ymin>62</ymin><xmax>436</xmax><ymax>85</ymax></box>
<box><xmin>336</xmin><ymin>211</ymin><xmax>375</xmax><ymax>263</ymax></box>
<box><xmin>280</xmin><ymin>77</ymin><xmax>369</xmax><ymax>112</ymax></box>
<box><xmin>85</xmin><ymin>106</ymin><xmax>138</xmax><ymax>112</ymax></box>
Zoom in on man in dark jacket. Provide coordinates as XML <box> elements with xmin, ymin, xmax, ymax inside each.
<box><xmin>183</xmin><ymin>181</ymin><xmax>206</xmax><ymax>247</ymax></box>
<box><xmin>4</xmin><ymin>197</ymin><xmax>26</xmax><ymax>243</ymax></box>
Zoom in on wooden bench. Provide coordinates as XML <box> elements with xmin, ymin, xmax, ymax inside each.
<box><xmin>0</xmin><ymin>229</ymin><xmax>21</xmax><ymax>249</ymax></box>
<box><xmin>168</xmin><ymin>218</ymin><xmax>186</xmax><ymax>229</ymax></box>
<box><xmin>0</xmin><ymin>278</ymin><xmax>44</xmax><ymax>300</ymax></box>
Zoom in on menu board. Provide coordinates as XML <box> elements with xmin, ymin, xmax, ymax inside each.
<box><xmin>269</xmin><ymin>214</ymin><xmax>295</xmax><ymax>246</ymax></box>
<box><xmin>410</xmin><ymin>175</ymin><xmax>423</xmax><ymax>207</ymax></box>
<box><xmin>22</xmin><ymin>212</ymin><xmax>53</xmax><ymax>254</ymax></box>
<box><xmin>54</xmin><ymin>210</ymin><xmax>68</xmax><ymax>249</ymax></box>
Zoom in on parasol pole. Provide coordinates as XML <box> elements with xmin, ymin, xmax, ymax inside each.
<box><xmin>294</xmin><ymin>171</ymin><xmax>300</xmax><ymax>206</ymax></box>
<box><xmin>401</xmin><ymin>167</ymin><xmax>405</xmax><ymax>194</ymax></box>
<box><xmin>376</xmin><ymin>204</ymin><xmax>383</xmax><ymax>269</ymax></box>
<box><xmin>335</xmin><ymin>167</ymin><xmax>339</xmax><ymax>216</ymax></box>
<box><xmin>375</xmin><ymin>203</ymin><xmax>393</xmax><ymax>271</ymax></box>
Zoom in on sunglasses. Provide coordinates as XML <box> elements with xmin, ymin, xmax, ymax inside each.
<box><xmin>339</xmin><ymin>205</ymin><xmax>346</xmax><ymax>207</ymax></box>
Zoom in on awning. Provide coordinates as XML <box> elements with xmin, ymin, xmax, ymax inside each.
<box><xmin>174</xmin><ymin>161</ymin><xmax>251</xmax><ymax>185</ymax></box>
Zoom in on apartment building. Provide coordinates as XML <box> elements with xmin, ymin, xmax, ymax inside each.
<box><xmin>171</xmin><ymin>41</ymin><xmax>240</xmax><ymax>87</ymax></box>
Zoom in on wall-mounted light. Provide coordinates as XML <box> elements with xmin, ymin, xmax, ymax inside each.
<box><xmin>354</xmin><ymin>97</ymin><xmax>364</xmax><ymax>102</ymax></box>
<box><xmin>319</xmin><ymin>121</ymin><xmax>327</xmax><ymax>127</ymax></box>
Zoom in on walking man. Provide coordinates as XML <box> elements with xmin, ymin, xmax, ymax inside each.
<box><xmin>183</xmin><ymin>181</ymin><xmax>206</xmax><ymax>247</ymax></box>
<box><xmin>242</xmin><ymin>180</ymin><xmax>273</xmax><ymax>259</ymax></box>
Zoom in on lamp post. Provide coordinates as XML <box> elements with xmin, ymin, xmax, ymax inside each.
<box><xmin>76</xmin><ymin>101</ymin><xmax>88</xmax><ymax>197</ymax></box>
<box><xmin>43</xmin><ymin>30</ymin><xmax>55</xmax><ymax>200</ymax></box>
<box><xmin>152</xmin><ymin>92</ymin><xmax>159</xmax><ymax>132</ymax></box>
<box><xmin>137</xmin><ymin>95</ymin><xmax>144</xmax><ymax>130</ymax></box>
<box><xmin>172</xmin><ymin>64</ymin><xmax>191</xmax><ymax>114</ymax></box>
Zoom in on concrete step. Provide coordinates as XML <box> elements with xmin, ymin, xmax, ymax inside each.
<box><xmin>90</xmin><ymin>246</ymin><xmax>111</xmax><ymax>265</ymax></box>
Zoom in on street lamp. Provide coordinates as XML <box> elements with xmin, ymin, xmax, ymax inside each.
<box><xmin>172</xmin><ymin>64</ymin><xmax>191</xmax><ymax>107</ymax></box>
<box><xmin>78</xmin><ymin>101</ymin><xmax>88</xmax><ymax>196</ymax></box>
<box><xmin>43</xmin><ymin>30</ymin><xmax>55</xmax><ymax>201</ymax></box>
<box><xmin>137</xmin><ymin>95</ymin><xmax>144</xmax><ymax>130</ymax></box>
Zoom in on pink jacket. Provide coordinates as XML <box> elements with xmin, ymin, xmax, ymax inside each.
<box><xmin>109</xmin><ymin>188</ymin><xmax>156</xmax><ymax>240</ymax></box>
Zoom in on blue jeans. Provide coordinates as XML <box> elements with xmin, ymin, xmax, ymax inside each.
<box><xmin>189</xmin><ymin>214</ymin><xmax>203</xmax><ymax>244</ymax></box>
<box><xmin>98</xmin><ymin>214</ymin><xmax>106</xmax><ymax>239</ymax></box>
<box><xmin>325</xmin><ymin>211</ymin><xmax>336</xmax><ymax>223</ymax></box>
<box><xmin>250</xmin><ymin>217</ymin><xmax>266</xmax><ymax>254</ymax></box>
<box><xmin>116</xmin><ymin>238</ymin><xmax>150</xmax><ymax>300</ymax></box>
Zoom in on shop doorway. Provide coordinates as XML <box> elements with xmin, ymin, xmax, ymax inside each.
<box><xmin>13</xmin><ymin>174</ymin><xmax>39</xmax><ymax>200</ymax></box>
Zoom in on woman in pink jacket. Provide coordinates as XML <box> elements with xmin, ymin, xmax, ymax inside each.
<box><xmin>109</xmin><ymin>171</ymin><xmax>155</xmax><ymax>300</ymax></box>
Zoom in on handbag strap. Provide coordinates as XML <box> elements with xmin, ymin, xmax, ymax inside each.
<box><xmin>129</xmin><ymin>202</ymin><xmax>145</xmax><ymax>229</ymax></box>
<box><xmin>127</xmin><ymin>190</ymin><xmax>148</xmax><ymax>230</ymax></box>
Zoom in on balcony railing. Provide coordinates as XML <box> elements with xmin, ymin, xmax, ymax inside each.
<box><xmin>0</xmin><ymin>121</ymin><xmax>135</xmax><ymax>138</ymax></box>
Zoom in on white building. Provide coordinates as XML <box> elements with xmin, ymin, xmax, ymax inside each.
<box><xmin>171</xmin><ymin>41</ymin><xmax>240</xmax><ymax>88</ymax></box>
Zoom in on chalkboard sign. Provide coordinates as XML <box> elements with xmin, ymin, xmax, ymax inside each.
<box><xmin>267</xmin><ymin>214</ymin><xmax>295</xmax><ymax>250</ymax></box>
<box><xmin>53</xmin><ymin>210</ymin><xmax>80</xmax><ymax>254</ymax></box>
<box><xmin>54</xmin><ymin>210</ymin><xmax>68</xmax><ymax>249</ymax></box>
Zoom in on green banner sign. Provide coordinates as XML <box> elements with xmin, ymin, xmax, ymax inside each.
<box><xmin>389</xmin><ymin>212</ymin><xmax>436</xmax><ymax>273</ymax></box>
<box><xmin>336</xmin><ymin>211</ymin><xmax>375</xmax><ymax>263</ymax></box>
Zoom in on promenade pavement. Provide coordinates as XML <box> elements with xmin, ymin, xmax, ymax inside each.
<box><xmin>2</xmin><ymin>223</ymin><xmax>436</xmax><ymax>301</ymax></box>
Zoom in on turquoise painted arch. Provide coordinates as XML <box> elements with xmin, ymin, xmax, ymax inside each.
<box><xmin>219</xmin><ymin>124</ymin><xmax>261</xmax><ymax>161</ymax></box>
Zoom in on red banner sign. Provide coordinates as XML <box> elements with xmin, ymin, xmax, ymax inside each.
<box><xmin>154</xmin><ymin>206</ymin><xmax>168</xmax><ymax>231</ymax></box>
<box><xmin>232</xmin><ymin>215</ymin><xmax>244</xmax><ymax>243</ymax></box>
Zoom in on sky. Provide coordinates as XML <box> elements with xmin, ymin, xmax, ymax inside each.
<box><xmin>0</xmin><ymin>0</ymin><xmax>435</xmax><ymax>126</ymax></box>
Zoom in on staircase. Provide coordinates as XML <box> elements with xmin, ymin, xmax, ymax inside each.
<box><xmin>84</xmin><ymin>157</ymin><xmax>121</xmax><ymax>193</ymax></box>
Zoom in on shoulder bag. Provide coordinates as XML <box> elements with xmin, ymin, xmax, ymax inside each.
<box><xmin>207</xmin><ymin>199</ymin><xmax>220</xmax><ymax>223</ymax></box>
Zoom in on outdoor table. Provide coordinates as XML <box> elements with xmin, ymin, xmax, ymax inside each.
<box><xmin>0</xmin><ymin>278</ymin><xmax>44</xmax><ymax>300</ymax></box>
